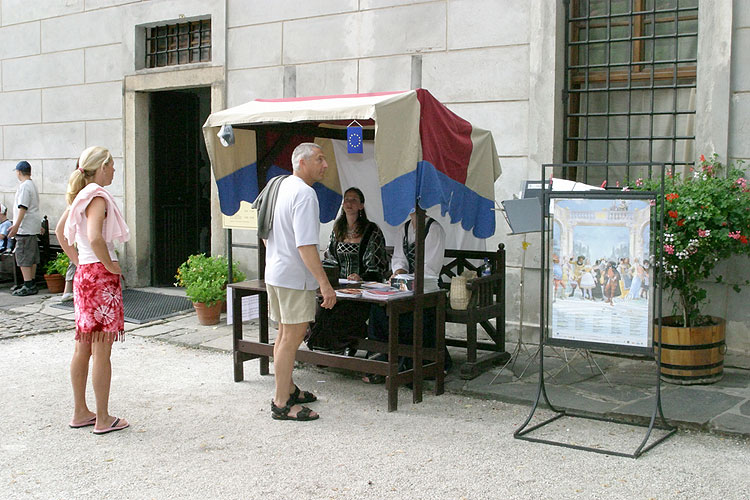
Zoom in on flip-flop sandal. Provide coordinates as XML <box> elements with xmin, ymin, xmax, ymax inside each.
<box><xmin>93</xmin><ymin>417</ymin><xmax>129</xmax><ymax>435</ymax></box>
<box><xmin>290</xmin><ymin>385</ymin><xmax>317</xmax><ymax>405</ymax></box>
<box><xmin>271</xmin><ymin>399</ymin><xmax>319</xmax><ymax>421</ymax></box>
<box><xmin>362</xmin><ymin>374</ymin><xmax>385</xmax><ymax>384</ymax></box>
<box><xmin>69</xmin><ymin>416</ymin><xmax>97</xmax><ymax>428</ymax></box>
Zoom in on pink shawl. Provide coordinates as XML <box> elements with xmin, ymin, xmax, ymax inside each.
<box><xmin>63</xmin><ymin>184</ymin><xmax>130</xmax><ymax>245</ymax></box>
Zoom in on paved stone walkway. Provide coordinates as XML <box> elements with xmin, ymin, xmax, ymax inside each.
<box><xmin>0</xmin><ymin>308</ymin><xmax>74</xmax><ymax>339</ymax></box>
<box><xmin>2</xmin><ymin>286</ymin><xmax>750</xmax><ymax>439</ymax></box>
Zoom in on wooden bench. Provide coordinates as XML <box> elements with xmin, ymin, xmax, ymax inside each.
<box><xmin>439</xmin><ymin>244</ymin><xmax>510</xmax><ymax>379</ymax></box>
<box><xmin>229</xmin><ymin>280</ymin><xmax>447</xmax><ymax>412</ymax></box>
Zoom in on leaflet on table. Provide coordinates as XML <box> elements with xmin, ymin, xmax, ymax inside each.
<box><xmin>338</xmin><ymin>278</ymin><xmax>360</xmax><ymax>285</ymax></box>
<box><xmin>335</xmin><ymin>288</ymin><xmax>363</xmax><ymax>297</ymax></box>
<box><xmin>361</xmin><ymin>289</ymin><xmax>413</xmax><ymax>301</ymax></box>
<box><xmin>390</xmin><ymin>274</ymin><xmax>440</xmax><ymax>292</ymax></box>
<box><xmin>361</xmin><ymin>281</ymin><xmax>392</xmax><ymax>290</ymax></box>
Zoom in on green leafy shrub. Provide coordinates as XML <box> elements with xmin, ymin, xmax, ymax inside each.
<box><xmin>629</xmin><ymin>154</ymin><xmax>750</xmax><ymax>327</ymax></box>
<box><xmin>175</xmin><ymin>253</ymin><xmax>246</xmax><ymax>307</ymax></box>
<box><xmin>45</xmin><ymin>252</ymin><xmax>70</xmax><ymax>275</ymax></box>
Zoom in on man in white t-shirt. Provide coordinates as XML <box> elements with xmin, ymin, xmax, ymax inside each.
<box><xmin>266</xmin><ymin>143</ymin><xmax>336</xmax><ymax>421</ymax></box>
<box><xmin>9</xmin><ymin>161</ymin><xmax>42</xmax><ymax>296</ymax></box>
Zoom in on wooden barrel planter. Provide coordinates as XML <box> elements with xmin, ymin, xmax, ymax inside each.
<box><xmin>654</xmin><ymin>316</ymin><xmax>725</xmax><ymax>385</ymax></box>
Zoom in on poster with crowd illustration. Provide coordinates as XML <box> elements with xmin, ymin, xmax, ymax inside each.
<box><xmin>548</xmin><ymin>195</ymin><xmax>654</xmax><ymax>351</ymax></box>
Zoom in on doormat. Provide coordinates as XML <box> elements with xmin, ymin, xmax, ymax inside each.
<box><xmin>52</xmin><ymin>289</ymin><xmax>193</xmax><ymax>324</ymax></box>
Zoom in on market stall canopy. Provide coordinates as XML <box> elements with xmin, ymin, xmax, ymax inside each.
<box><xmin>203</xmin><ymin>89</ymin><xmax>502</xmax><ymax>238</ymax></box>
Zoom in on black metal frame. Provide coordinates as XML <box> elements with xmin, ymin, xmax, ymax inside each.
<box><xmin>563</xmin><ymin>0</ymin><xmax>698</xmax><ymax>185</ymax></box>
<box><xmin>514</xmin><ymin>162</ymin><xmax>676</xmax><ymax>458</ymax></box>
<box><xmin>145</xmin><ymin>19</ymin><xmax>211</xmax><ymax>68</ymax></box>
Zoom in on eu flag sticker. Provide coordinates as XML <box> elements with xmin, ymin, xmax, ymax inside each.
<box><xmin>347</xmin><ymin>125</ymin><xmax>363</xmax><ymax>154</ymax></box>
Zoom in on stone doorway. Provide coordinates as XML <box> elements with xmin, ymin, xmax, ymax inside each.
<box><xmin>149</xmin><ymin>87</ymin><xmax>212</xmax><ymax>285</ymax></box>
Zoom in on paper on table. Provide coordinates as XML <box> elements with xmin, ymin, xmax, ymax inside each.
<box><xmin>338</xmin><ymin>278</ymin><xmax>361</xmax><ymax>285</ymax></box>
<box><xmin>550</xmin><ymin>178</ymin><xmax>603</xmax><ymax>191</ymax></box>
<box><xmin>361</xmin><ymin>289</ymin><xmax>413</xmax><ymax>301</ymax></box>
<box><xmin>361</xmin><ymin>281</ymin><xmax>392</xmax><ymax>289</ymax></box>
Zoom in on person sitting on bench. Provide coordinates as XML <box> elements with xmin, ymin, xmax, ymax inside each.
<box><xmin>0</xmin><ymin>203</ymin><xmax>12</xmax><ymax>252</ymax></box>
<box><xmin>306</xmin><ymin>187</ymin><xmax>389</xmax><ymax>352</ymax></box>
<box><xmin>364</xmin><ymin>209</ymin><xmax>452</xmax><ymax>383</ymax></box>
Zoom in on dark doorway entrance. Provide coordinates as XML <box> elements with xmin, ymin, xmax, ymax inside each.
<box><xmin>150</xmin><ymin>88</ymin><xmax>212</xmax><ymax>285</ymax></box>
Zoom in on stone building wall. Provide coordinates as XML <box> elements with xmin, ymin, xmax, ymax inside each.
<box><xmin>0</xmin><ymin>0</ymin><xmax>748</xmax><ymax>358</ymax></box>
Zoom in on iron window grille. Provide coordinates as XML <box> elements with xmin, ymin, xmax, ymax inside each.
<box><xmin>145</xmin><ymin>19</ymin><xmax>211</xmax><ymax>68</ymax></box>
<box><xmin>562</xmin><ymin>0</ymin><xmax>698</xmax><ymax>185</ymax></box>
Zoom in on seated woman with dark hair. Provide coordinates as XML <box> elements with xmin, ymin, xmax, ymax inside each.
<box><xmin>306</xmin><ymin>187</ymin><xmax>388</xmax><ymax>352</ymax></box>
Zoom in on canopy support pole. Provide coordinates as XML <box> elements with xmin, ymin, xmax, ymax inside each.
<box><xmin>256</xmin><ymin>130</ymin><xmax>268</xmax><ymax>279</ymax></box>
<box><xmin>412</xmin><ymin>204</ymin><xmax>426</xmax><ymax>403</ymax></box>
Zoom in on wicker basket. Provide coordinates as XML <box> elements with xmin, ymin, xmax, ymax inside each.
<box><xmin>449</xmin><ymin>275</ymin><xmax>471</xmax><ymax>310</ymax></box>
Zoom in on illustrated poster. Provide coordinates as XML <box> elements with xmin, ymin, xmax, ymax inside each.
<box><xmin>549</xmin><ymin>197</ymin><xmax>652</xmax><ymax>350</ymax></box>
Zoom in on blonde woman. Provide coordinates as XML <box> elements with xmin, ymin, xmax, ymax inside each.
<box><xmin>56</xmin><ymin>146</ymin><xmax>130</xmax><ymax>435</ymax></box>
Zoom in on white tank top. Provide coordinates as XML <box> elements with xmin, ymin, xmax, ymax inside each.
<box><xmin>75</xmin><ymin>211</ymin><xmax>118</xmax><ymax>265</ymax></box>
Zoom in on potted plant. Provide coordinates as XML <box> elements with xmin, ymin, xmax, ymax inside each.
<box><xmin>175</xmin><ymin>253</ymin><xmax>246</xmax><ymax>325</ymax></box>
<box><xmin>630</xmin><ymin>154</ymin><xmax>750</xmax><ymax>383</ymax></box>
<box><xmin>44</xmin><ymin>252</ymin><xmax>69</xmax><ymax>293</ymax></box>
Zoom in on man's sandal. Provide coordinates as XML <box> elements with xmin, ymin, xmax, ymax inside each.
<box><xmin>362</xmin><ymin>374</ymin><xmax>385</xmax><ymax>384</ymax></box>
<box><xmin>271</xmin><ymin>399</ymin><xmax>319</xmax><ymax>421</ymax></box>
<box><xmin>291</xmin><ymin>385</ymin><xmax>317</xmax><ymax>405</ymax></box>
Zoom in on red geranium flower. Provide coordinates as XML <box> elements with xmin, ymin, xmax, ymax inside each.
<box><xmin>742</xmin><ymin>236</ymin><xmax>748</xmax><ymax>244</ymax></box>
<box><xmin>677</xmin><ymin>219</ymin><xmax>685</xmax><ymax>226</ymax></box>
<box><xmin>668</xmin><ymin>210</ymin><xmax>678</xmax><ymax>218</ymax></box>
<box><xmin>665</xmin><ymin>193</ymin><xmax>679</xmax><ymax>202</ymax></box>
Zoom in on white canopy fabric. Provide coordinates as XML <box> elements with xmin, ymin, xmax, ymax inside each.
<box><xmin>203</xmin><ymin>89</ymin><xmax>502</xmax><ymax>241</ymax></box>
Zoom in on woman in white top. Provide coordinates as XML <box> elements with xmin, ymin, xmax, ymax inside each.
<box><xmin>56</xmin><ymin>146</ymin><xmax>130</xmax><ymax>435</ymax></box>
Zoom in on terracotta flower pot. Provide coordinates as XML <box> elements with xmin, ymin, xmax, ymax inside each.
<box><xmin>654</xmin><ymin>316</ymin><xmax>726</xmax><ymax>385</ymax></box>
<box><xmin>193</xmin><ymin>301</ymin><xmax>223</xmax><ymax>326</ymax></box>
<box><xmin>44</xmin><ymin>273</ymin><xmax>65</xmax><ymax>294</ymax></box>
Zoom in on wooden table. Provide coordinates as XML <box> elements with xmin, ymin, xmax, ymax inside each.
<box><xmin>229</xmin><ymin>280</ymin><xmax>446</xmax><ymax>411</ymax></box>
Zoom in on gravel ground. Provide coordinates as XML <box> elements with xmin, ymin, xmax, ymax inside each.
<box><xmin>2</xmin><ymin>331</ymin><xmax>749</xmax><ymax>500</ymax></box>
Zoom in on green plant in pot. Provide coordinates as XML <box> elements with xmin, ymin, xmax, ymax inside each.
<box><xmin>630</xmin><ymin>154</ymin><xmax>750</xmax><ymax>383</ymax></box>
<box><xmin>44</xmin><ymin>252</ymin><xmax>69</xmax><ymax>293</ymax></box>
<box><xmin>175</xmin><ymin>253</ymin><xmax>246</xmax><ymax>325</ymax></box>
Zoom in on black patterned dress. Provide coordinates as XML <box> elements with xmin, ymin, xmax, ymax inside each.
<box><xmin>307</xmin><ymin>221</ymin><xmax>389</xmax><ymax>352</ymax></box>
<box><xmin>325</xmin><ymin>222</ymin><xmax>388</xmax><ymax>281</ymax></box>
<box><xmin>335</xmin><ymin>242</ymin><xmax>361</xmax><ymax>278</ymax></box>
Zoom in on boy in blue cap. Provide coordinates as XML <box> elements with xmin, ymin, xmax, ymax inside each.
<box><xmin>9</xmin><ymin>161</ymin><xmax>42</xmax><ymax>296</ymax></box>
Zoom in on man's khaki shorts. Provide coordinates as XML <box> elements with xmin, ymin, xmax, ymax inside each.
<box><xmin>14</xmin><ymin>235</ymin><xmax>39</xmax><ymax>267</ymax></box>
<box><xmin>266</xmin><ymin>284</ymin><xmax>316</xmax><ymax>325</ymax></box>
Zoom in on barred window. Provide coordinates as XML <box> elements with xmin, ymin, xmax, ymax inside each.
<box><xmin>145</xmin><ymin>19</ymin><xmax>211</xmax><ymax>69</ymax></box>
<box><xmin>563</xmin><ymin>0</ymin><xmax>698</xmax><ymax>184</ymax></box>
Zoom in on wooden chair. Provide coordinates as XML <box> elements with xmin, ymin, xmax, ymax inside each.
<box><xmin>440</xmin><ymin>244</ymin><xmax>510</xmax><ymax>379</ymax></box>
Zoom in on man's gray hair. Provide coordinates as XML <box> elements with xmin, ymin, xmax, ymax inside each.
<box><xmin>291</xmin><ymin>142</ymin><xmax>321</xmax><ymax>171</ymax></box>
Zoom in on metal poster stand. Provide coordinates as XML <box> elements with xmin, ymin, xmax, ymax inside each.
<box><xmin>492</xmin><ymin>197</ymin><xmax>539</xmax><ymax>381</ymax></box>
<box><xmin>513</xmin><ymin>162</ymin><xmax>676</xmax><ymax>459</ymax></box>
